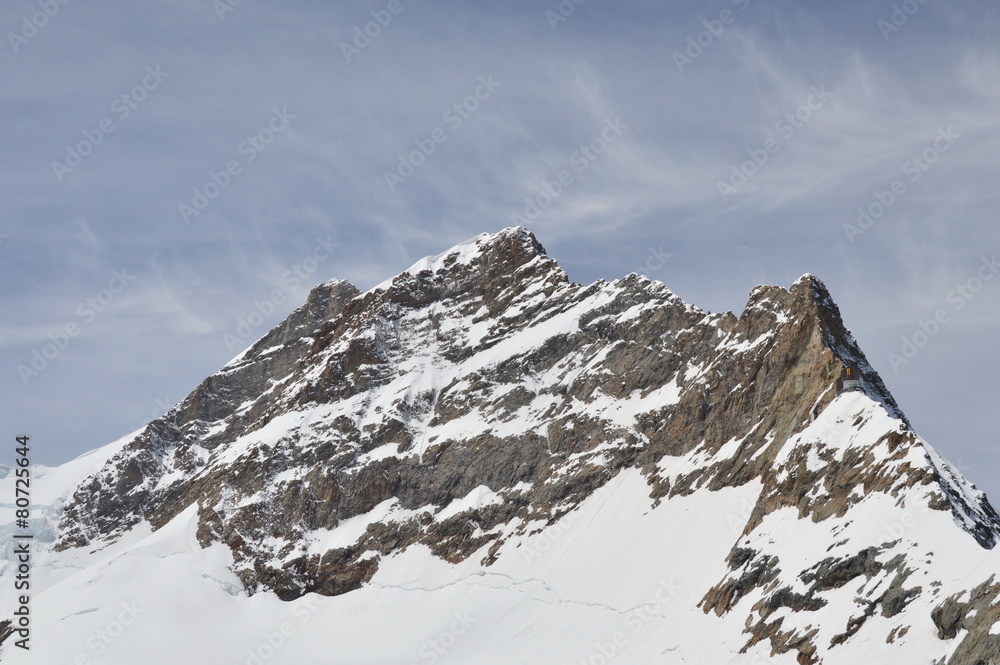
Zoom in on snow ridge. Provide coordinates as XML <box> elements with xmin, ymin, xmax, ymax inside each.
<box><xmin>2</xmin><ymin>228</ymin><xmax>999</xmax><ymax>665</ymax></box>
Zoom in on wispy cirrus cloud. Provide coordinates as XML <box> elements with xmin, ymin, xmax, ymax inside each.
<box><xmin>0</xmin><ymin>0</ymin><xmax>997</xmax><ymax>496</ymax></box>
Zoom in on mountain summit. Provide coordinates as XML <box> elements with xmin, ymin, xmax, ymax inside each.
<box><xmin>3</xmin><ymin>228</ymin><xmax>1000</xmax><ymax>664</ymax></box>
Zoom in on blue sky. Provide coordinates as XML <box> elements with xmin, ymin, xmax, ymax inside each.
<box><xmin>2</xmin><ymin>0</ymin><xmax>998</xmax><ymax>496</ymax></box>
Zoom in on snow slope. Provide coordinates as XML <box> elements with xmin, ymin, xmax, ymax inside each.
<box><xmin>3</xmin><ymin>229</ymin><xmax>1000</xmax><ymax>664</ymax></box>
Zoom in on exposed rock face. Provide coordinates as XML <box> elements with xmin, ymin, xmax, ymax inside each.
<box><xmin>931</xmin><ymin>578</ymin><xmax>1000</xmax><ymax>665</ymax></box>
<box><xmin>53</xmin><ymin>228</ymin><xmax>1000</xmax><ymax>662</ymax></box>
<box><xmin>0</xmin><ymin>621</ymin><xmax>11</xmax><ymax>649</ymax></box>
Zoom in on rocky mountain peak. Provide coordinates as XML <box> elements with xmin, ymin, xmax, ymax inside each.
<box><xmin>740</xmin><ymin>272</ymin><xmax>907</xmax><ymax>426</ymax></box>
<box><xmin>367</xmin><ymin>226</ymin><xmax>563</xmax><ymax>310</ymax></box>
<box><xmin>38</xmin><ymin>228</ymin><xmax>1000</xmax><ymax>664</ymax></box>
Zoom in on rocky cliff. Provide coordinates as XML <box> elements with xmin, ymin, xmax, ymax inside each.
<box><xmin>43</xmin><ymin>228</ymin><xmax>1000</xmax><ymax>664</ymax></box>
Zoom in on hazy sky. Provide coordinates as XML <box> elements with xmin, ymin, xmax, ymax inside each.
<box><xmin>1</xmin><ymin>1</ymin><xmax>998</xmax><ymax>497</ymax></box>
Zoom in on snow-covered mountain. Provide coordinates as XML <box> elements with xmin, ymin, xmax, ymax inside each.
<box><xmin>3</xmin><ymin>227</ymin><xmax>1000</xmax><ymax>664</ymax></box>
